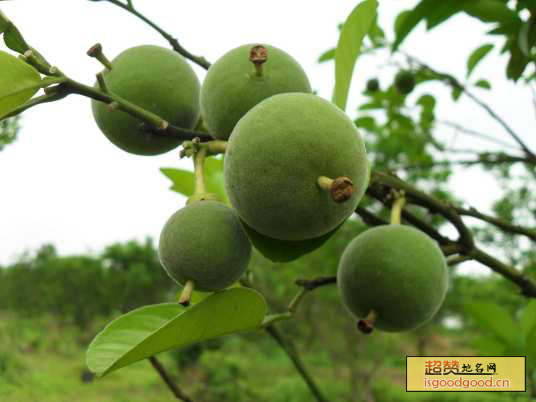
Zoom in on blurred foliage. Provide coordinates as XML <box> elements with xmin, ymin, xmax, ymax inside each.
<box><xmin>0</xmin><ymin>116</ymin><xmax>19</xmax><ymax>151</ymax></box>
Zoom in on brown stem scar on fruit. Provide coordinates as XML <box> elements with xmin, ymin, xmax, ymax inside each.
<box><xmin>357</xmin><ymin>310</ymin><xmax>376</xmax><ymax>335</ymax></box>
<box><xmin>331</xmin><ymin>176</ymin><xmax>353</xmax><ymax>203</ymax></box>
<box><xmin>249</xmin><ymin>45</ymin><xmax>267</xmax><ymax>77</ymax></box>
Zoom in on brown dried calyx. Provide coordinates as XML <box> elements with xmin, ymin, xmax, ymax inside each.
<box><xmin>249</xmin><ymin>45</ymin><xmax>268</xmax><ymax>77</ymax></box>
<box><xmin>357</xmin><ymin>311</ymin><xmax>376</xmax><ymax>335</ymax></box>
<box><xmin>331</xmin><ymin>176</ymin><xmax>353</xmax><ymax>203</ymax></box>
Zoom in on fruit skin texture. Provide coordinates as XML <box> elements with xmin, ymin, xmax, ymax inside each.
<box><xmin>337</xmin><ymin>225</ymin><xmax>448</xmax><ymax>332</ymax></box>
<box><xmin>158</xmin><ymin>201</ymin><xmax>251</xmax><ymax>292</ymax></box>
<box><xmin>92</xmin><ymin>45</ymin><xmax>200</xmax><ymax>155</ymax></box>
<box><xmin>394</xmin><ymin>70</ymin><xmax>416</xmax><ymax>95</ymax></box>
<box><xmin>200</xmin><ymin>44</ymin><xmax>311</xmax><ymax>140</ymax></box>
<box><xmin>224</xmin><ymin>93</ymin><xmax>369</xmax><ymax>241</ymax></box>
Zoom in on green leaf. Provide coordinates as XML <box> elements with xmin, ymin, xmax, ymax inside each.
<box><xmin>0</xmin><ymin>50</ymin><xmax>41</xmax><ymax>118</ymax></box>
<box><xmin>3</xmin><ymin>23</ymin><xmax>30</xmax><ymax>54</ymax></box>
<box><xmin>355</xmin><ymin>116</ymin><xmax>376</xmax><ymax>131</ymax></box>
<box><xmin>465</xmin><ymin>302</ymin><xmax>520</xmax><ymax>347</ymax></box>
<box><xmin>461</xmin><ymin>1</ymin><xmax>519</xmax><ymax>24</ymax></box>
<box><xmin>0</xmin><ymin>11</ymin><xmax>10</xmax><ymax>33</ymax></box>
<box><xmin>425</xmin><ymin>3</ymin><xmax>462</xmax><ymax>29</ymax></box>
<box><xmin>333</xmin><ymin>0</ymin><xmax>378</xmax><ymax>111</ymax></box>
<box><xmin>242</xmin><ymin>220</ymin><xmax>342</xmax><ymax>263</ymax></box>
<box><xmin>474</xmin><ymin>79</ymin><xmax>491</xmax><ymax>89</ymax></box>
<box><xmin>393</xmin><ymin>0</ymin><xmax>437</xmax><ymax>51</ymax></box>
<box><xmin>86</xmin><ymin>287</ymin><xmax>267</xmax><ymax>377</ymax></box>
<box><xmin>467</xmin><ymin>44</ymin><xmax>494</xmax><ymax>77</ymax></box>
<box><xmin>318</xmin><ymin>48</ymin><xmax>335</xmax><ymax>63</ymax></box>
<box><xmin>451</xmin><ymin>86</ymin><xmax>462</xmax><ymax>101</ymax></box>
<box><xmin>160</xmin><ymin>168</ymin><xmax>194</xmax><ymax>197</ymax></box>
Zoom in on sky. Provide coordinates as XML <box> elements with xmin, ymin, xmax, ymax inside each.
<box><xmin>0</xmin><ymin>0</ymin><xmax>534</xmax><ymax>266</ymax></box>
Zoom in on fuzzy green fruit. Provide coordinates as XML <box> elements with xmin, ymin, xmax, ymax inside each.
<box><xmin>337</xmin><ymin>225</ymin><xmax>448</xmax><ymax>332</ymax></box>
<box><xmin>394</xmin><ymin>70</ymin><xmax>416</xmax><ymax>95</ymax></box>
<box><xmin>200</xmin><ymin>44</ymin><xmax>311</xmax><ymax>140</ymax></box>
<box><xmin>224</xmin><ymin>93</ymin><xmax>368</xmax><ymax>241</ymax></box>
<box><xmin>158</xmin><ymin>201</ymin><xmax>251</xmax><ymax>292</ymax></box>
<box><xmin>92</xmin><ymin>45</ymin><xmax>200</xmax><ymax>155</ymax></box>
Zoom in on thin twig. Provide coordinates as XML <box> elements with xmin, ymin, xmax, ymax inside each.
<box><xmin>440</xmin><ymin>120</ymin><xmax>521</xmax><ymax>151</ymax></box>
<box><xmin>265</xmin><ymin>325</ymin><xmax>328</xmax><ymax>402</ymax></box>
<box><xmin>456</xmin><ymin>206</ymin><xmax>536</xmax><ymax>242</ymax></box>
<box><xmin>148</xmin><ymin>356</ymin><xmax>193</xmax><ymax>402</ymax></box>
<box><xmin>103</xmin><ymin>0</ymin><xmax>210</xmax><ymax>69</ymax></box>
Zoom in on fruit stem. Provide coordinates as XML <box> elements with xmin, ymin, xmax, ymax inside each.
<box><xmin>193</xmin><ymin>146</ymin><xmax>207</xmax><ymax>195</ymax></box>
<box><xmin>249</xmin><ymin>45</ymin><xmax>267</xmax><ymax>77</ymax></box>
<box><xmin>390</xmin><ymin>192</ymin><xmax>406</xmax><ymax>225</ymax></box>
<box><xmin>205</xmin><ymin>140</ymin><xmax>227</xmax><ymax>156</ymax></box>
<box><xmin>357</xmin><ymin>310</ymin><xmax>376</xmax><ymax>334</ymax></box>
<box><xmin>317</xmin><ymin>176</ymin><xmax>354</xmax><ymax>203</ymax></box>
<box><xmin>178</xmin><ymin>280</ymin><xmax>195</xmax><ymax>307</ymax></box>
<box><xmin>87</xmin><ymin>43</ymin><xmax>113</xmax><ymax>70</ymax></box>
<box><xmin>96</xmin><ymin>72</ymin><xmax>108</xmax><ymax>93</ymax></box>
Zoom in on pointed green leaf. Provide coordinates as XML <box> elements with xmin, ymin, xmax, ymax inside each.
<box><xmin>0</xmin><ymin>11</ymin><xmax>9</xmax><ymax>33</ymax></box>
<box><xmin>87</xmin><ymin>287</ymin><xmax>267</xmax><ymax>377</ymax></box>
<box><xmin>205</xmin><ymin>156</ymin><xmax>229</xmax><ymax>204</ymax></box>
<box><xmin>461</xmin><ymin>1</ymin><xmax>519</xmax><ymax>24</ymax></box>
<box><xmin>474</xmin><ymin>79</ymin><xmax>491</xmax><ymax>89</ymax></box>
<box><xmin>393</xmin><ymin>0</ymin><xmax>437</xmax><ymax>51</ymax></box>
<box><xmin>3</xmin><ymin>23</ymin><xmax>30</xmax><ymax>54</ymax></box>
<box><xmin>467</xmin><ymin>44</ymin><xmax>493</xmax><ymax>77</ymax></box>
<box><xmin>318</xmin><ymin>48</ymin><xmax>335</xmax><ymax>63</ymax></box>
<box><xmin>333</xmin><ymin>0</ymin><xmax>378</xmax><ymax>110</ymax></box>
<box><xmin>160</xmin><ymin>168</ymin><xmax>194</xmax><ymax>196</ymax></box>
<box><xmin>242</xmin><ymin>220</ymin><xmax>342</xmax><ymax>263</ymax></box>
<box><xmin>465</xmin><ymin>302</ymin><xmax>520</xmax><ymax>347</ymax></box>
<box><xmin>0</xmin><ymin>50</ymin><xmax>41</xmax><ymax>118</ymax></box>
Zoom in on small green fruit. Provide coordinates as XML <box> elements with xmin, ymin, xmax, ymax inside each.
<box><xmin>337</xmin><ymin>225</ymin><xmax>448</xmax><ymax>332</ymax></box>
<box><xmin>394</xmin><ymin>70</ymin><xmax>416</xmax><ymax>95</ymax></box>
<box><xmin>158</xmin><ymin>201</ymin><xmax>251</xmax><ymax>292</ymax></box>
<box><xmin>366</xmin><ymin>78</ymin><xmax>380</xmax><ymax>92</ymax></box>
<box><xmin>200</xmin><ymin>44</ymin><xmax>311</xmax><ymax>140</ymax></box>
<box><xmin>92</xmin><ymin>45</ymin><xmax>200</xmax><ymax>155</ymax></box>
<box><xmin>224</xmin><ymin>93</ymin><xmax>369</xmax><ymax>241</ymax></box>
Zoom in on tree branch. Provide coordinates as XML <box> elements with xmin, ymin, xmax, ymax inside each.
<box><xmin>440</xmin><ymin>120</ymin><xmax>521</xmax><ymax>151</ymax></box>
<box><xmin>148</xmin><ymin>356</ymin><xmax>193</xmax><ymax>402</ymax></box>
<box><xmin>103</xmin><ymin>0</ymin><xmax>211</xmax><ymax>69</ymax></box>
<box><xmin>455</xmin><ymin>206</ymin><xmax>536</xmax><ymax>242</ymax></box>
<box><xmin>265</xmin><ymin>325</ymin><xmax>328</xmax><ymax>402</ymax></box>
<box><xmin>403</xmin><ymin>52</ymin><xmax>536</xmax><ymax>162</ymax></box>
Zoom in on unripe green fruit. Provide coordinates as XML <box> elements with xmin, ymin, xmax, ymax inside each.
<box><xmin>92</xmin><ymin>45</ymin><xmax>200</xmax><ymax>155</ymax></box>
<box><xmin>224</xmin><ymin>93</ymin><xmax>369</xmax><ymax>241</ymax></box>
<box><xmin>394</xmin><ymin>70</ymin><xmax>416</xmax><ymax>95</ymax></box>
<box><xmin>200</xmin><ymin>44</ymin><xmax>311</xmax><ymax>140</ymax></box>
<box><xmin>158</xmin><ymin>201</ymin><xmax>251</xmax><ymax>292</ymax></box>
<box><xmin>366</xmin><ymin>78</ymin><xmax>380</xmax><ymax>92</ymax></box>
<box><xmin>337</xmin><ymin>225</ymin><xmax>448</xmax><ymax>332</ymax></box>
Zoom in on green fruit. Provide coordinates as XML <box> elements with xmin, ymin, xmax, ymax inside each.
<box><xmin>200</xmin><ymin>44</ymin><xmax>311</xmax><ymax>140</ymax></box>
<box><xmin>92</xmin><ymin>45</ymin><xmax>200</xmax><ymax>155</ymax></box>
<box><xmin>337</xmin><ymin>225</ymin><xmax>448</xmax><ymax>332</ymax></box>
<box><xmin>158</xmin><ymin>201</ymin><xmax>251</xmax><ymax>292</ymax></box>
<box><xmin>224</xmin><ymin>93</ymin><xmax>369</xmax><ymax>241</ymax></box>
<box><xmin>394</xmin><ymin>70</ymin><xmax>416</xmax><ymax>95</ymax></box>
<box><xmin>366</xmin><ymin>78</ymin><xmax>380</xmax><ymax>92</ymax></box>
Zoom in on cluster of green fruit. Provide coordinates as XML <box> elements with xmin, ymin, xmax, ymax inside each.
<box><xmin>90</xmin><ymin>43</ymin><xmax>447</xmax><ymax>332</ymax></box>
<box><xmin>366</xmin><ymin>70</ymin><xmax>416</xmax><ymax>95</ymax></box>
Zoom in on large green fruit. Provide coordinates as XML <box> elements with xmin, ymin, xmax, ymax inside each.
<box><xmin>158</xmin><ymin>201</ymin><xmax>251</xmax><ymax>292</ymax></box>
<box><xmin>92</xmin><ymin>45</ymin><xmax>200</xmax><ymax>155</ymax></box>
<box><xmin>337</xmin><ymin>225</ymin><xmax>448</xmax><ymax>332</ymax></box>
<box><xmin>200</xmin><ymin>44</ymin><xmax>311</xmax><ymax>140</ymax></box>
<box><xmin>224</xmin><ymin>93</ymin><xmax>368</xmax><ymax>241</ymax></box>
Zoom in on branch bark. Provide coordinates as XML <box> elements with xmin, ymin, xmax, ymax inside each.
<box><xmin>103</xmin><ymin>0</ymin><xmax>211</xmax><ymax>69</ymax></box>
<box><xmin>148</xmin><ymin>356</ymin><xmax>193</xmax><ymax>402</ymax></box>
